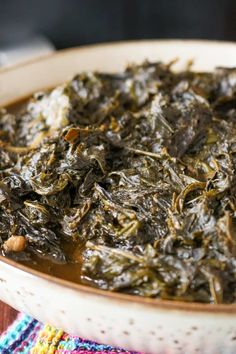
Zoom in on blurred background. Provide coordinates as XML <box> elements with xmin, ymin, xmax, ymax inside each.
<box><xmin>0</xmin><ymin>0</ymin><xmax>236</xmax><ymax>65</ymax></box>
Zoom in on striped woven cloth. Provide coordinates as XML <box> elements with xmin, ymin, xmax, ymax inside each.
<box><xmin>0</xmin><ymin>314</ymin><xmax>141</xmax><ymax>353</ymax></box>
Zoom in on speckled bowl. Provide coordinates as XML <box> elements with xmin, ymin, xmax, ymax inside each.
<box><xmin>0</xmin><ymin>40</ymin><xmax>236</xmax><ymax>354</ymax></box>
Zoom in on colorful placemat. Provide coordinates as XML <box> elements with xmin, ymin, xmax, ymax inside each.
<box><xmin>0</xmin><ymin>313</ymin><xmax>141</xmax><ymax>353</ymax></box>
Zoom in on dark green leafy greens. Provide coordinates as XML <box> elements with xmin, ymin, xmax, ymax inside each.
<box><xmin>1</xmin><ymin>62</ymin><xmax>236</xmax><ymax>303</ymax></box>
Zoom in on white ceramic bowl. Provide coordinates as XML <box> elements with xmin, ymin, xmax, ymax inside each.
<box><xmin>0</xmin><ymin>40</ymin><xmax>236</xmax><ymax>354</ymax></box>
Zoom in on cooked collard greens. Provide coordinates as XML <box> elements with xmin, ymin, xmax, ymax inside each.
<box><xmin>1</xmin><ymin>61</ymin><xmax>236</xmax><ymax>304</ymax></box>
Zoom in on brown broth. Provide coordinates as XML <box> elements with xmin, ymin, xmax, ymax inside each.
<box><xmin>20</xmin><ymin>239</ymin><xmax>84</xmax><ymax>283</ymax></box>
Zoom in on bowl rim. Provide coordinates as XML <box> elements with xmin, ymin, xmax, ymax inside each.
<box><xmin>1</xmin><ymin>254</ymin><xmax>236</xmax><ymax>314</ymax></box>
<box><xmin>2</xmin><ymin>38</ymin><xmax>236</xmax><ymax>106</ymax></box>
<box><xmin>1</xmin><ymin>39</ymin><xmax>236</xmax><ymax>315</ymax></box>
<box><xmin>1</xmin><ymin>38</ymin><xmax>236</xmax><ymax>75</ymax></box>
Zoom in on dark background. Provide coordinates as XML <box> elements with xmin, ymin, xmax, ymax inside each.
<box><xmin>0</xmin><ymin>0</ymin><xmax>236</xmax><ymax>49</ymax></box>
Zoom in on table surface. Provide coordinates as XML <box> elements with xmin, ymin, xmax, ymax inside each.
<box><xmin>0</xmin><ymin>301</ymin><xmax>18</xmax><ymax>334</ymax></box>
